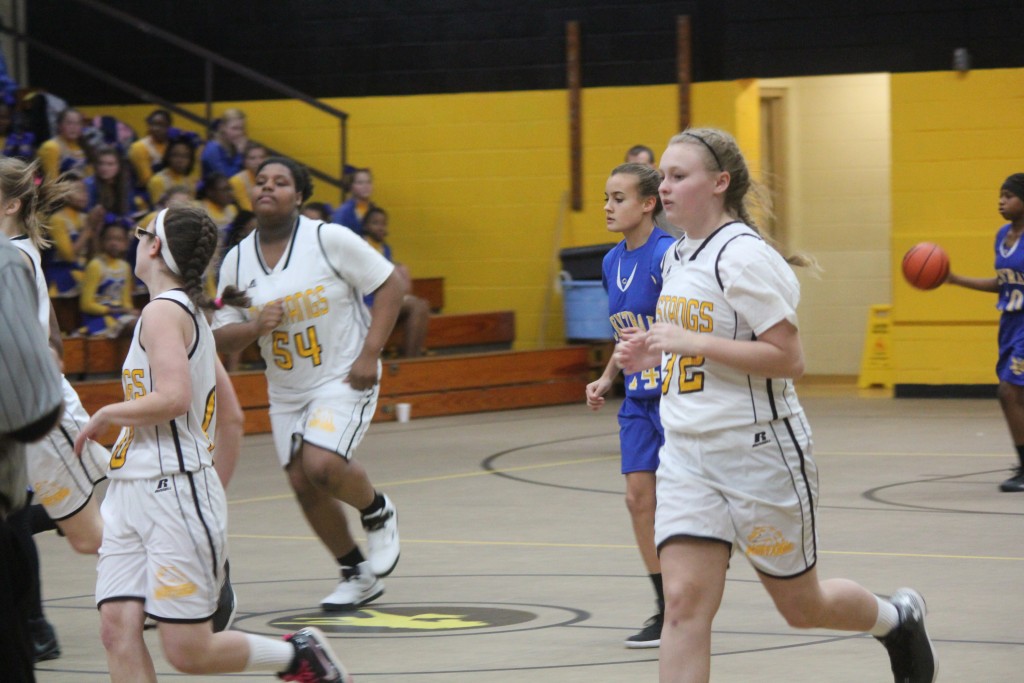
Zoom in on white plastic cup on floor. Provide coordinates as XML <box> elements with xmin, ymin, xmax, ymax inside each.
<box><xmin>395</xmin><ymin>403</ymin><xmax>412</xmax><ymax>423</ymax></box>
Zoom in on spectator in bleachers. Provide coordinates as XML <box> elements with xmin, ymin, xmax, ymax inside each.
<box><xmin>37</xmin><ymin>108</ymin><xmax>90</xmax><ymax>180</ymax></box>
<box><xmin>229</xmin><ymin>141</ymin><xmax>267</xmax><ymax>212</ymax></box>
<box><xmin>362</xmin><ymin>206</ymin><xmax>429</xmax><ymax>358</ymax></box>
<box><xmin>79</xmin><ymin>222</ymin><xmax>138</xmax><ymax>338</ymax></box>
<box><xmin>85</xmin><ymin>145</ymin><xmax>143</xmax><ymax>226</ymax></box>
<box><xmin>330</xmin><ymin>167</ymin><xmax>376</xmax><ymax>234</ymax></box>
<box><xmin>624</xmin><ymin>144</ymin><xmax>656</xmax><ymax>167</ymax></box>
<box><xmin>147</xmin><ymin>137</ymin><xmax>198</xmax><ymax>203</ymax></box>
<box><xmin>301</xmin><ymin>201</ymin><xmax>331</xmax><ymax>222</ymax></box>
<box><xmin>201</xmin><ymin>108</ymin><xmax>247</xmax><ymax>178</ymax></box>
<box><xmin>198</xmin><ymin>172</ymin><xmax>238</xmax><ymax>238</ymax></box>
<box><xmin>0</xmin><ymin>101</ymin><xmax>36</xmax><ymax>161</ymax></box>
<box><xmin>127</xmin><ymin>108</ymin><xmax>171</xmax><ymax>189</ymax></box>
<box><xmin>42</xmin><ymin>172</ymin><xmax>94</xmax><ymax>298</ymax></box>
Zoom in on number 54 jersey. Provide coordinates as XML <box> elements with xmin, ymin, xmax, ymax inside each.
<box><xmin>213</xmin><ymin>216</ymin><xmax>394</xmax><ymax>409</ymax></box>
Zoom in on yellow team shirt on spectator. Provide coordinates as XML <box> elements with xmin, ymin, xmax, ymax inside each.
<box><xmin>38</xmin><ymin>138</ymin><xmax>90</xmax><ymax>179</ymax></box>
<box><xmin>229</xmin><ymin>170</ymin><xmax>256</xmax><ymax>211</ymax></box>
<box><xmin>128</xmin><ymin>136</ymin><xmax>167</xmax><ymax>187</ymax></box>
<box><xmin>147</xmin><ymin>169</ymin><xmax>198</xmax><ymax>204</ymax></box>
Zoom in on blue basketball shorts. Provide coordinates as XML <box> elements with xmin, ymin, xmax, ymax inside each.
<box><xmin>618</xmin><ymin>396</ymin><xmax>663</xmax><ymax>474</ymax></box>
<box><xmin>997</xmin><ymin>313</ymin><xmax>1024</xmax><ymax>385</ymax></box>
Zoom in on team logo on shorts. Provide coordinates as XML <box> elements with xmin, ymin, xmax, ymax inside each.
<box><xmin>309</xmin><ymin>408</ymin><xmax>336</xmax><ymax>433</ymax></box>
<box><xmin>1012</xmin><ymin>357</ymin><xmax>1024</xmax><ymax>376</ymax></box>
<box><xmin>752</xmin><ymin>431</ymin><xmax>770</xmax><ymax>447</ymax></box>
<box><xmin>154</xmin><ymin>565</ymin><xmax>198</xmax><ymax>600</ymax></box>
<box><xmin>745</xmin><ymin>525</ymin><xmax>794</xmax><ymax>557</ymax></box>
<box><xmin>33</xmin><ymin>480</ymin><xmax>70</xmax><ymax>507</ymax></box>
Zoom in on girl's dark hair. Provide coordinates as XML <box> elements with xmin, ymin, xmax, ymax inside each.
<box><xmin>91</xmin><ymin>145</ymin><xmax>133</xmax><ymax>218</ymax></box>
<box><xmin>610</xmin><ymin>162</ymin><xmax>663</xmax><ymax>215</ymax></box>
<box><xmin>146</xmin><ymin>109</ymin><xmax>172</xmax><ymax>125</ymax></box>
<box><xmin>257</xmin><ymin>156</ymin><xmax>314</xmax><ymax>202</ymax></box>
<box><xmin>162</xmin><ymin>205</ymin><xmax>249</xmax><ymax>310</ymax></box>
<box><xmin>161</xmin><ymin>137</ymin><xmax>196</xmax><ymax>177</ymax></box>
<box><xmin>363</xmin><ymin>206</ymin><xmax>387</xmax><ymax>223</ymax></box>
<box><xmin>198</xmin><ymin>172</ymin><xmax>229</xmax><ymax>201</ymax></box>
<box><xmin>224</xmin><ymin>210</ymin><xmax>255</xmax><ymax>249</ymax></box>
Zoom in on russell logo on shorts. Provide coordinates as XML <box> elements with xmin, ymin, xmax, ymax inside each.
<box><xmin>155</xmin><ymin>478</ymin><xmax>170</xmax><ymax>493</ymax></box>
<box><xmin>752</xmin><ymin>431</ymin><xmax>770</xmax><ymax>447</ymax></box>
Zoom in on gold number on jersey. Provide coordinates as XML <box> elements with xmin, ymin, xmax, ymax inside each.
<box><xmin>201</xmin><ymin>387</ymin><xmax>216</xmax><ymax>453</ymax></box>
<box><xmin>661</xmin><ymin>353</ymin><xmax>706</xmax><ymax>395</ymax></box>
<box><xmin>640</xmin><ymin>367</ymin><xmax>659</xmax><ymax>390</ymax></box>
<box><xmin>294</xmin><ymin>325</ymin><xmax>323</xmax><ymax>367</ymax></box>
<box><xmin>122</xmin><ymin>368</ymin><xmax>147</xmax><ymax>400</ymax></box>
<box><xmin>109</xmin><ymin>427</ymin><xmax>133</xmax><ymax>470</ymax></box>
<box><xmin>272</xmin><ymin>331</ymin><xmax>293</xmax><ymax>370</ymax></box>
<box><xmin>272</xmin><ymin>326</ymin><xmax>322</xmax><ymax>370</ymax></box>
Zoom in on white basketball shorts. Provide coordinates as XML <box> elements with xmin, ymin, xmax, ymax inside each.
<box><xmin>655</xmin><ymin>413</ymin><xmax>819</xmax><ymax>578</ymax></box>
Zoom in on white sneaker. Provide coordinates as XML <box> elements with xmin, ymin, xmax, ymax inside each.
<box><xmin>320</xmin><ymin>561</ymin><xmax>383</xmax><ymax>611</ymax></box>
<box><xmin>361</xmin><ymin>493</ymin><xmax>400</xmax><ymax>577</ymax></box>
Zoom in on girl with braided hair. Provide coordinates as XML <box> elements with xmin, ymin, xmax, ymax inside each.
<box><xmin>75</xmin><ymin>205</ymin><xmax>351</xmax><ymax>682</ymax></box>
<box><xmin>614</xmin><ymin>129</ymin><xmax>936</xmax><ymax>683</ymax></box>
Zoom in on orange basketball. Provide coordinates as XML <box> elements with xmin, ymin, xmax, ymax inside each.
<box><xmin>902</xmin><ymin>242</ymin><xmax>949</xmax><ymax>290</ymax></box>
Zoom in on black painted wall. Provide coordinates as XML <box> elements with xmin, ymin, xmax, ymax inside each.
<box><xmin>21</xmin><ymin>0</ymin><xmax>1024</xmax><ymax>106</ymax></box>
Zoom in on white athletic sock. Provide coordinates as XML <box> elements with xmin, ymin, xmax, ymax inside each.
<box><xmin>869</xmin><ymin>595</ymin><xmax>901</xmax><ymax>637</ymax></box>
<box><xmin>244</xmin><ymin>634</ymin><xmax>296</xmax><ymax>672</ymax></box>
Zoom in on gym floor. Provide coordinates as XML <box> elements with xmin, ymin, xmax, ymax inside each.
<box><xmin>34</xmin><ymin>386</ymin><xmax>1022</xmax><ymax>681</ymax></box>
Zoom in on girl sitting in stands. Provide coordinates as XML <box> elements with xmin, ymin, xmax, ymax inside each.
<box><xmin>229</xmin><ymin>142</ymin><xmax>267</xmax><ymax>212</ymax></box>
<box><xmin>38</xmin><ymin>108</ymin><xmax>91</xmax><ymax>180</ymax></box>
<box><xmin>79</xmin><ymin>222</ymin><xmax>138</xmax><ymax>338</ymax></box>
<box><xmin>147</xmin><ymin>137</ymin><xmax>199</xmax><ymax>204</ymax></box>
<box><xmin>85</xmin><ymin>146</ymin><xmax>144</xmax><ymax>226</ymax></box>
<box><xmin>127</xmin><ymin>109</ymin><xmax>171</xmax><ymax>189</ymax></box>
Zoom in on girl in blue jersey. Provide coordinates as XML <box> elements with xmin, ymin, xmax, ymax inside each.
<box><xmin>586</xmin><ymin>163</ymin><xmax>675</xmax><ymax>647</ymax></box>
<box><xmin>615</xmin><ymin>129</ymin><xmax>935</xmax><ymax>683</ymax></box>
<box><xmin>946</xmin><ymin>172</ymin><xmax>1024</xmax><ymax>492</ymax></box>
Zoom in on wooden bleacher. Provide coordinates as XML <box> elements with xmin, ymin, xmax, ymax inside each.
<box><xmin>66</xmin><ymin>277</ymin><xmax>589</xmax><ymax>435</ymax></box>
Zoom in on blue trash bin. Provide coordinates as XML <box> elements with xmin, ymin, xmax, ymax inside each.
<box><xmin>562</xmin><ymin>279</ymin><xmax>613</xmax><ymax>341</ymax></box>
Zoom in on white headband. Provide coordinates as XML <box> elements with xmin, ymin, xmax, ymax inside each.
<box><xmin>153</xmin><ymin>208</ymin><xmax>181</xmax><ymax>276</ymax></box>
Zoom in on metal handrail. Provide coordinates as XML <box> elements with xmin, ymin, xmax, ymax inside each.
<box><xmin>15</xmin><ymin>0</ymin><xmax>349</xmax><ymax>193</ymax></box>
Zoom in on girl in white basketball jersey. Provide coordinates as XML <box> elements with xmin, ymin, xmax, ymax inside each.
<box><xmin>614</xmin><ymin>129</ymin><xmax>937</xmax><ymax>683</ymax></box>
<box><xmin>0</xmin><ymin>157</ymin><xmax>108</xmax><ymax>555</ymax></box>
<box><xmin>212</xmin><ymin>158</ymin><xmax>405</xmax><ymax>611</ymax></box>
<box><xmin>75</xmin><ymin>206</ymin><xmax>350</xmax><ymax>682</ymax></box>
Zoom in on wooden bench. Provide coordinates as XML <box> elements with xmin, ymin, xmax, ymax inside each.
<box><xmin>62</xmin><ymin>337</ymin><xmax>132</xmax><ymax>377</ymax></box>
<box><xmin>385</xmin><ymin>310</ymin><xmax>514</xmax><ymax>355</ymax></box>
<box><xmin>411</xmin><ymin>277</ymin><xmax>444</xmax><ymax>313</ymax></box>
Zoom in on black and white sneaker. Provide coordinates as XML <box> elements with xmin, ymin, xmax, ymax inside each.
<box><xmin>278</xmin><ymin>627</ymin><xmax>351</xmax><ymax>682</ymax></box>
<box><xmin>876</xmin><ymin>588</ymin><xmax>938</xmax><ymax>683</ymax></box>
<box><xmin>999</xmin><ymin>465</ymin><xmax>1024</xmax><ymax>492</ymax></box>
<box><xmin>624</xmin><ymin>612</ymin><xmax>663</xmax><ymax>649</ymax></box>
<box><xmin>320</xmin><ymin>561</ymin><xmax>384</xmax><ymax>611</ymax></box>
<box><xmin>361</xmin><ymin>493</ymin><xmax>400</xmax><ymax>577</ymax></box>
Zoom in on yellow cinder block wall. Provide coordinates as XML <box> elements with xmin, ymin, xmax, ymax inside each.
<box><xmin>891</xmin><ymin>68</ymin><xmax>1024</xmax><ymax>384</ymax></box>
<box><xmin>90</xmin><ymin>68</ymin><xmax>1021</xmax><ymax>372</ymax></box>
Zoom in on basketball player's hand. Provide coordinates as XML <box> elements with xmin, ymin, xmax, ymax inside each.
<box><xmin>346</xmin><ymin>354</ymin><xmax>379</xmax><ymax>391</ymax></box>
<box><xmin>586</xmin><ymin>377</ymin><xmax>612</xmax><ymax>410</ymax></box>
<box><xmin>74</xmin><ymin>408</ymin><xmax>112</xmax><ymax>457</ymax></box>
<box><xmin>256</xmin><ymin>300</ymin><xmax>285</xmax><ymax>335</ymax></box>
<box><xmin>645</xmin><ymin>322</ymin><xmax>702</xmax><ymax>356</ymax></box>
<box><xmin>614</xmin><ymin>328</ymin><xmax>659</xmax><ymax>375</ymax></box>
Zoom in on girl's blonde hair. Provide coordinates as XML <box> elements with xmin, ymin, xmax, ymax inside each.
<box><xmin>0</xmin><ymin>157</ymin><xmax>75</xmax><ymax>249</ymax></box>
<box><xmin>670</xmin><ymin>128</ymin><xmax>816</xmax><ymax>269</ymax></box>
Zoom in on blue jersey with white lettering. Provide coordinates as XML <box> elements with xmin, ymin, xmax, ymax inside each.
<box><xmin>602</xmin><ymin>227</ymin><xmax>674</xmax><ymax>398</ymax></box>
<box><xmin>995</xmin><ymin>223</ymin><xmax>1024</xmax><ymax>313</ymax></box>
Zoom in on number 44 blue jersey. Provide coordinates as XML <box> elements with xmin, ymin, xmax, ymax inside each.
<box><xmin>602</xmin><ymin>228</ymin><xmax>675</xmax><ymax>399</ymax></box>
